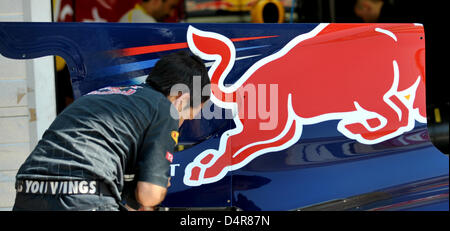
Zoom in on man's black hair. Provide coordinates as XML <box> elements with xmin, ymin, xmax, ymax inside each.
<box><xmin>146</xmin><ymin>51</ymin><xmax>210</xmax><ymax>108</ymax></box>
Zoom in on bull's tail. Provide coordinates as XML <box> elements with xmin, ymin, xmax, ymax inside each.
<box><xmin>187</xmin><ymin>26</ymin><xmax>237</xmax><ymax>103</ymax></box>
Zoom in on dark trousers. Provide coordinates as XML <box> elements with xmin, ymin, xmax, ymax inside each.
<box><xmin>13</xmin><ymin>193</ymin><xmax>120</xmax><ymax>211</ymax></box>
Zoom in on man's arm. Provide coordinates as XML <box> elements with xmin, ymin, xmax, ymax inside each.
<box><xmin>135</xmin><ymin>181</ymin><xmax>167</xmax><ymax>211</ymax></box>
<box><xmin>129</xmin><ymin>100</ymin><xmax>178</xmax><ymax>211</ymax></box>
<box><xmin>133</xmin><ymin>177</ymin><xmax>171</xmax><ymax>211</ymax></box>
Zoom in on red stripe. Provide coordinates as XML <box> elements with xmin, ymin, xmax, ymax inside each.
<box><xmin>119</xmin><ymin>35</ymin><xmax>278</xmax><ymax>56</ymax></box>
<box><xmin>230</xmin><ymin>35</ymin><xmax>278</xmax><ymax>42</ymax></box>
<box><xmin>122</xmin><ymin>43</ymin><xmax>187</xmax><ymax>56</ymax></box>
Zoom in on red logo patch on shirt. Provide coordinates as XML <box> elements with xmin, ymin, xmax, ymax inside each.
<box><xmin>166</xmin><ymin>151</ymin><xmax>173</xmax><ymax>163</ymax></box>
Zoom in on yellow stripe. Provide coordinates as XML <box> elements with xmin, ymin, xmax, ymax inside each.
<box><xmin>135</xmin><ymin>3</ymin><xmax>147</xmax><ymax>14</ymax></box>
<box><xmin>127</xmin><ymin>3</ymin><xmax>142</xmax><ymax>22</ymax></box>
<box><xmin>128</xmin><ymin>11</ymin><xmax>133</xmax><ymax>22</ymax></box>
<box><xmin>434</xmin><ymin>108</ymin><xmax>442</xmax><ymax>123</ymax></box>
<box><xmin>128</xmin><ymin>4</ymin><xmax>146</xmax><ymax>23</ymax></box>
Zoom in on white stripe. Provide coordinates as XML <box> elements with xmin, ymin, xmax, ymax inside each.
<box><xmin>375</xmin><ymin>28</ymin><xmax>397</xmax><ymax>42</ymax></box>
<box><xmin>204</xmin><ymin>54</ymin><xmax>262</xmax><ymax>67</ymax></box>
<box><xmin>124</xmin><ymin>174</ymin><xmax>135</xmax><ymax>182</ymax></box>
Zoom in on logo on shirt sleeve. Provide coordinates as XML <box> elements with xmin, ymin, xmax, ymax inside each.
<box><xmin>166</xmin><ymin>151</ymin><xmax>174</xmax><ymax>163</ymax></box>
<box><xmin>87</xmin><ymin>86</ymin><xmax>142</xmax><ymax>96</ymax></box>
<box><xmin>171</xmin><ymin>131</ymin><xmax>179</xmax><ymax>145</ymax></box>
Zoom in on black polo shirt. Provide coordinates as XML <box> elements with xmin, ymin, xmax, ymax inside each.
<box><xmin>16</xmin><ymin>83</ymin><xmax>179</xmax><ymax>203</ymax></box>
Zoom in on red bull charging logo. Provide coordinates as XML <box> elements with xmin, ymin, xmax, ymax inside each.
<box><xmin>183</xmin><ymin>23</ymin><xmax>426</xmax><ymax>186</ymax></box>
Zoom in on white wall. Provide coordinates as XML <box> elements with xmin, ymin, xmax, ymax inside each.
<box><xmin>0</xmin><ymin>0</ymin><xmax>55</xmax><ymax>210</ymax></box>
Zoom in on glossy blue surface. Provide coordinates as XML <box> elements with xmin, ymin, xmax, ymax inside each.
<box><xmin>350</xmin><ymin>175</ymin><xmax>449</xmax><ymax>211</ymax></box>
<box><xmin>0</xmin><ymin>22</ymin><xmax>448</xmax><ymax>210</ymax></box>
